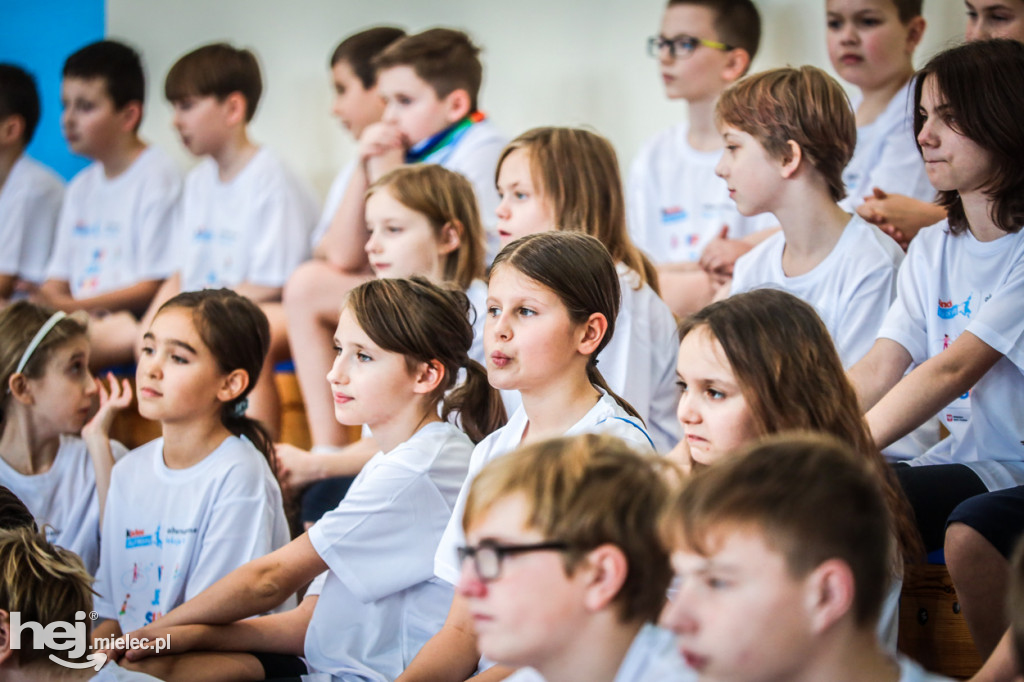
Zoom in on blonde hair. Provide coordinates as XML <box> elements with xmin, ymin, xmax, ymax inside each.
<box><xmin>0</xmin><ymin>526</ymin><xmax>95</xmax><ymax>666</ymax></box>
<box><xmin>464</xmin><ymin>433</ymin><xmax>677</xmax><ymax>623</ymax></box>
<box><xmin>366</xmin><ymin>165</ymin><xmax>485</xmax><ymax>290</ymax></box>
<box><xmin>716</xmin><ymin>66</ymin><xmax>855</xmax><ymax>203</ymax></box>
<box><xmin>497</xmin><ymin>127</ymin><xmax>659</xmax><ymax>294</ymax></box>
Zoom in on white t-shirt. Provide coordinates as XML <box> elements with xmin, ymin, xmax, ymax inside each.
<box><xmin>434</xmin><ymin>393</ymin><xmax>655</xmax><ymax>586</ymax></box>
<box><xmin>505</xmin><ymin>624</ymin><xmax>694</xmax><ymax>682</ymax></box>
<box><xmin>309</xmin><ymin>160</ymin><xmax>356</xmax><ymax>250</ymax></box>
<box><xmin>304</xmin><ymin>421</ymin><xmax>473</xmax><ymax>680</ymax></box>
<box><xmin>93</xmin><ymin>436</ymin><xmax>293</xmax><ymax>631</ymax></box>
<box><xmin>627</xmin><ymin>122</ymin><xmax>774</xmax><ymax>264</ymax></box>
<box><xmin>732</xmin><ymin>214</ymin><xmax>904</xmax><ymax>368</ymax></box>
<box><xmin>498</xmin><ymin>266</ymin><xmax>681</xmax><ymax>452</ymax></box>
<box><xmin>878</xmin><ymin>222</ymin><xmax>1024</xmax><ymax>490</ymax></box>
<box><xmin>0</xmin><ymin>435</ymin><xmax>126</xmax><ymax>574</ymax></box>
<box><xmin>46</xmin><ymin>147</ymin><xmax>182</xmax><ymax>298</ymax></box>
<box><xmin>840</xmin><ymin>81</ymin><xmax>935</xmax><ymax>212</ymax></box>
<box><xmin>0</xmin><ymin>154</ymin><xmax>64</xmax><ymax>283</ymax></box>
<box><xmin>178</xmin><ymin>148</ymin><xmax>318</xmax><ymax>292</ymax></box>
<box><xmin>92</xmin><ymin>662</ymin><xmax>164</xmax><ymax>681</ymax></box>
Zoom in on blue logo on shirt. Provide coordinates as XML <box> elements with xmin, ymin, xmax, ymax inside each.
<box><xmin>937</xmin><ymin>295</ymin><xmax>972</xmax><ymax>319</ymax></box>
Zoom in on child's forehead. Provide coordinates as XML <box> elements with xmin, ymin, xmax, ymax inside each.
<box><xmin>672</xmin><ymin>523</ymin><xmax>783</xmax><ymax>570</ymax></box>
<box><xmin>61</xmin><ymin>75</ymin><xmax>113</xmax><ymax>101</ymax></box>
<box><xmin>825</xmin><ymin>0</ymin><xmax>900</xmax><ymax>14</ymax></box>
<box><xmin>467</xmin><ymin>493</ymin><xmax>541</xmax><ymax>541</ymax></box>
<box><xmin>661</xmin><ymin>3</ymin><xmax>720</xmax><ymax>37</ymax></box>
<box><xmin>377</xmin><ymin>64</ymin><xmax>437</xmax><ymax>95</ymax></box>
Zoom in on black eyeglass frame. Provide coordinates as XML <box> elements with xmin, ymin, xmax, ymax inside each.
<box><xmin>647</xmin><ymin>34</ymin><xmax>733</xmax><ymax>59</ymax></box>
<box><xmin>457</xmin><ymin>539</ymin><xmax>571</xmax><ymax>581</ymax></box>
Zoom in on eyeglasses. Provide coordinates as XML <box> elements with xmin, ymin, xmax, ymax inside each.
<box><xmin>647</xmin><ymin>35</ymin><xmax>732</xmax><ymax>59</ymax></box>
<box><xmin>457</xmin><ymin>539</ymin><xmax>570</xmax><ymax>581</ymax></box>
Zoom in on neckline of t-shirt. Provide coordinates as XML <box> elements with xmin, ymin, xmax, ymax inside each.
<box><xmin>776</xmin><ymin>213</ymin><xmax>862</xmax><ymax>282</ymax></box>
<box><xmin>0</xmin><ymin>434</ymin><xmax>76</xmax><ymax>483</ymax></box>
<box><xmin>960</xmin><ymin>224</ymin><xmax>1021</xmax><ymax>258</ymax></box>
<box><xmin>154</xmin><ymin>434</ymin><xmax>237</xmax><ymax>479</ymax></box>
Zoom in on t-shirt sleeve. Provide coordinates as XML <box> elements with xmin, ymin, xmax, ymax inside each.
<box><xmin>967</xmin><ymin>263</ymin><xmax>1024</xmax><ymax>369</ymax></box>
<box><xmin>877</xmin><ymin>240</ymin><xmax>931</xmax><ymax>364</ymax></box>
<box><xmin>134</xmin><ymin>166</ymin><xmax>183</xmax><ymax>281</ymax></box>
<box><xmin>833</xmin><ymin>261</ymin><xmax>898</xmax><ymax>368</ymax></box>
<box><xmin>307</xmin><ymin>460</ymin><xmax>451</xmax><ymax>602</ymax></box>
<box><xmin>244</xmin><ymin>174</ymin><xmax>315</xmax><ymax>287</ymax></box>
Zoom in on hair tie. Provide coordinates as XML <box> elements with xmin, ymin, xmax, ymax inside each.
<box><xmin>232</xmin><ymin>398</ymin><xmax>249</xmax><ymax>418</ymax></box>
<box><xmin>15</xmin><ymin>312</ymin><xmax>67</xmax><ymax>375</ymax></box>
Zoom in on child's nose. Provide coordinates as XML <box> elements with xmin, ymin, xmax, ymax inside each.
<box><xmin>456</xmin><ymin>559</ymin><xmax>488</xmax><ymax>598</ymax></box>
<box><xmin>659</xmin><ymin>596</ymin><xmax>698</xmax><ymax>635</ymax></box>
<box><xmin>714</xmin><ymin>157</ymin><xmax>728</xmax><ymax>179</ymax></box>
<box><xmin>326</xmin><ymin>356</ymin><xmax>347</xmax><ymax>385</ymax></box>
<box><xmin>677</xmin><ymin>392</ymin><xmax>699</xmax><ymax>425</ymax></box>
<box><xmin>495</xmin><ymin>195</ymin><xmax>510</xmax><ymax>220</ymax></box>
<box><xmin>364</xmin><ymin>231</ymin><xmax>380</xmax><ymax>254</ymax></box>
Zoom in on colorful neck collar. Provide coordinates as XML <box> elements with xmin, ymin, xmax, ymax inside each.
<box><xmin>405</xmin><ymin>111</ymin><xmax>486</xmax><ymax>163</ymax></box>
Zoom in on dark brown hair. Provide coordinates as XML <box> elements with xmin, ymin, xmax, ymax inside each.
<box><xmin>330</xmin><ymin>27</ymin><xmax>406</xmax><ymax>88</ymax></box>
<box><xmin>912</xmin><ymin>39</ymin><xmax>1024</xmax><ymax>235</ymax></box>
<box><xmin>344</xmin><ymin>277</ymin><xmax>505</xmax><ymax>443</ymax></box>
<box><xmin>165</xmin><ymin>43</ymin><xmax>263</xmax><ymax>121</ymax></box>
<box><xmin>668</xmin><ymin>0</ymin><xmax>762</xmax><ymax>62</ymax></box>
<box><xmin>373</xmin><ymin>28</ymin><xmax>483</xmax><ymax>111</ymax></box>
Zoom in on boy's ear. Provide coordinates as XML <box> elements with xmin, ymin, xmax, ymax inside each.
<box><xmin>412</xmin><ymin>359</ymin><xmax>446</xmax><ymax>395</ymax></box>
<box><xmin>217</xmin><ymin>368</ymin><xmax>250</xmax><ymax>404</ymax></box>
<box><xmin>442</xmin><ymin>88</ymin><xmax>472</xmax><ymax>123</ymax></box>
<box><xmin>581</xmin><ymin>544</ymin><xmax>630</xmax><ymax>613</ymax></box>
<box><xmin>223</xmin><ymin>92</ymin><xmax>249</xmax><ymax>126</ymax></box>
<box><xmin>437</xmin><ymin>221</ymin><xmax>462</xmax><ymax>256</ymax></box>
<box><xmin>0</xmin><ymin>115</ymin><xmax>24</xmax><ymax>146</ymax></box>
<box><xmin>117</xmin><ymin>100</ymin><xmax>143</xmax><ymax>133</ymax></box>
<box><xmin>722</xmin><ymin>48</ymin><xmax>751</xmax><ymax>83</ymax></box>
<box><xmin>905</xmin><ymin>16</ymin><xmax>926</xmax><ymax>53</ymax></box>
<box><xmin>779</xmin><ymin>140</ymin><xmax>803</xmax><ymax>179</ymax></box>
<box><xmin>577</xmin><ymin>312</ymin><xmax>608</xmax><ymax>358</ymax></box>
<box><xmin>802</xmin><ymin>558</ymin><xmax>855</xmax><ymax>635</ymax></box>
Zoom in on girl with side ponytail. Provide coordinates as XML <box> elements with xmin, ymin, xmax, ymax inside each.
<box><xmin>91</xmin><ymin>288</ymin><xmax>293</xmax><ymax>647</ymax></box>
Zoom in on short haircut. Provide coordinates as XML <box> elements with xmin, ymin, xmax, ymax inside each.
<box><xmin>1010</xmin><ymin>537</ymin><xmax>1024</xmax><ymax>670</ymax></box>
<box><xmin>0</xmin><ymin>64</ymin><xmax>41</xmax><ymax>146</ymax></box>
<box><xmin>463</xmin><ymin>433</ymin><xmax>676</xmax><ymax>623</ymax></box>
<box><xmin>666</xmin><ymin>432</ymin><xmax>892</xmax><ymax>629</ymax></box>
<box><xmin>717</xmin><ymin>65</ymin><xmax>855</xmax><ymax>202</ymax></box>
<box><xmin>912</xmin><ymin>38</ymin><xmax>1024</xmax><ymax>236</ymax></box>
<box><xmin>892</xmin><ymin>0</ymin><xmax>923</xmax><ymax>23</ymax></box>
<box><xmin>164</xmin><ymin>43</ymin><xmax>263</xmax><ymax>122</ymax></box>
<box><xmin>668</xmin><ymin>0</ymin><xmax>762</xmax><ymax>62</ymax></box>
<box><xmin>62</xmin><ymin>39</ymin><xmax>145</xmax><ymax>111</ymax></box>
<box><xmin>373</xmin><ymin>28</ymin><xmax>483</xmax><ymax>111</ymax></box>
<box><xmin>0</xmin><ymin>526</ymin><xmax>95</xmax><ymax>667</ymax></box>
<box><xmin>0</xmin><ymin>486</ymin><xmax>34</xmax><ymax>531</ymax></box>
<box><xmin>331</xmin><ymin>27</ymin><xmax>407</xmax><ymax>89</ymax></box>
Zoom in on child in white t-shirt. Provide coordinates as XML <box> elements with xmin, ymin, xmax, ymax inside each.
<box><xmin>628</xmin><ymin>0</ymin><xmax>775</xmax><ymax>317</ymax></box>
<box><xmin>458</xmin><ymin>434</ymin><xmax>689</xmax><ymax>682</ymax></box>
<box><xmin>719</xmin><ymin>66</ymin><xmax>903</xmax><ymax>370</ymax></box>
<box><xmin>493</xmin><ymin>127</ymin><xmax>681</xmax><ymax>452</ymax></box>
<box><xmin>0</xmin><ymin>302</ymin><xmax>130</xmax><ymax>574</ymax></box>
<box><xmin>849</xmin><ymin>39</ymin><xmax>1024</xmax><ymax>553</ymax></box>
<box><xmin>119</xmin><ymin>278</ymin><xmax>505</xmax><ymax>681</ymax></box>
<box><xmin>91</xmin><ymin>289</ymin><xmax>291</xmax><ymax>646</ymax></box>
<box><xmin>825</xmin><ymin>0</ymin><xmax>933</xmax><ymax>214</ymax></box>
<box><xmin>40</xmin><ymin>41</ymin><xmax>182</xmax><ymax>369</ymax></box>
<box><xmin>403</xmin><ymin>232</ymin><xmax>656</xmax><ymax>681</ymax></box>
<box><xmin>0</xmin><ymin>64</ymin><xmax>63</xmax><ymax>303</ymax></box>
<box><xmin>661</xmin><ymin>434</ymin><xmax>951</xmax><ymax>682</ymax></box>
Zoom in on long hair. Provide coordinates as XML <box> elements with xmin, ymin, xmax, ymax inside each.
<box><xmin>678</xmin><ymin>288</ymin><xmax>923</xmax><ymax>562</ymax></box>
<box><xmin>492</xmin><ymin>232</ymin><xmax>642</xmax><ymax>421</ymax></box>
<box><xmin>496</xmin><ymin>127</ymin><xmax>659</xmax><ymax>294</ymax></box>
<box><xmin>155</xmin><ymin>289</ymin><xmax>274</xmax><ymax>465</ymax></box>
<box><xmin>344</xmin><ymin>277</ymin><xmax>505</xmax><ymax>443</ymax></box>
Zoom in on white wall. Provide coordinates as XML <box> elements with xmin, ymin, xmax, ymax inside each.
<box><xmin>108</xmin><ymin>0</ymin><xmax>966</xmax><ymax>200</ymax></box>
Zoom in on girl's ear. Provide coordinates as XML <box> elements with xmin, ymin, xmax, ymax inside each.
<box><xmin>577</xmin><ymin>312</ymin><xmax>608</xmax><ymax>357</ymax></box>
<box><xmin>438</xmin><ymin>221</ymin><xmax>463</xmax><ymax>256</ymax></box>
<box><xmin>580</xmin><ymin>544</ymin><xmax>630</xmax><ymax>613</ymax></box>
<box><xmin>443</xmin><ymin>88</ymin><xmax>472</xmax><ymax>123</ymax></box>
<box><xmin>412</xmin><ymin>359</ymin><xmax>446</xmax><ymax>395</ymax></box>
<box><xmin>7</xmin><ymin>373</ymin><xmax>33</xmax><ymax>406</ymax></box>
<box><xmin>217</xmin><ymin>368</ymin><xmax>250</xmax><ymax>404</ymax></box>
<box><xmin>780</xmin><ymin>140</ymin><xmax>803</xmax><ymax>179</ymax></box>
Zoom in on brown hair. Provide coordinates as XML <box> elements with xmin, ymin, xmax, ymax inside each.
<box><xmin>0</xmin><ymin>486</ymin><xmax>34</xmax><ymax>531</ymax></box>
<box><xmin>716</xmin><ymin>66</ymin><xmax>856</xmax><ymax>202</ymax></box>
<box><xmin>492</xmin><ymin>232</ymin><xmax>642</xmax><ymax>422</ymax></box>
<box><xmin>330</xmin><ymin>27</ymin><xmax>406</xmax><ymax>88</ymax></box>
<box><xmin>667</xmin><ymin>0</ymin><xmax>762</xmax><ymax>63</ymax></box>
<box><xmin>464</xmin><ymin>433</ymin><xmax>677</xmax><ymax>622</ymax></box>
<box><xmin>165</xmin><ymin>43</ymin><xmax>263</xmax><ymax>121</ymax></box>
<box><xmin>666</xmin><ymin>432</ymin><xmax>892</xmax><ymax>628</ymax></box>
<box><xmin>912</xmin><ymin>39</ymin><xmax>1024</xmax><ymax>236</ymax></box>
<box><xmin>373</xmin><ymin>28</ymin><xmax>483</xmax><ymax>111</ymax></box>
<box><xmin>0</xmin><ymin>302</ymin><xmax>89</xmax><ymax>429</ymax></box>
<box><xmin>0</xmin><ymin>526</ymin><xmax>95</xmax><ymax>667</ymax></box>
<box><xmin>677</xmin><ymin>288</ymin><xmax>922</xmax><ymax>562</ymax></box>
<box><xmin>496</xmin><ymin>127</ymin><xmax>659</xmax><ymax>294</ymax></box>
<box><xmin>344</xmin><ymin>277</ymin><xmax>506</xmax><ymax>443</ymax></box>
<box><xmin>367</xmin><ymin>164</ymin><xmax>485</xmax><ymax>290</ymax></box>
<box><xmin>892</xmin><ymin>0</ymin><xmax>923</xmax><ymax>23</ymax></box>
<box><xmin>154</xmin><ymin>289</ymin><xmax>274</xmax><ymax>464</ymax></box>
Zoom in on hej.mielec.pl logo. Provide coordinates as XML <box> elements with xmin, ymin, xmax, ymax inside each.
<box><xmin>8</xmin><ymin>610</ymin><xmax>170</xmax><ymax>670</ymax></box>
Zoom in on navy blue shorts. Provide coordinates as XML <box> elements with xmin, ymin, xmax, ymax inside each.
<box><xmin>947</xmin><ymin>484</ymin><xmax>1024</xmax><ymax>559</ymax></box>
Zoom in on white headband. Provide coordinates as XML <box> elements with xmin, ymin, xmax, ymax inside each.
<box><xmin>15</xmin><ymin>311</ymin><xmax>67</xmax><ymax>375</ymax></box>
